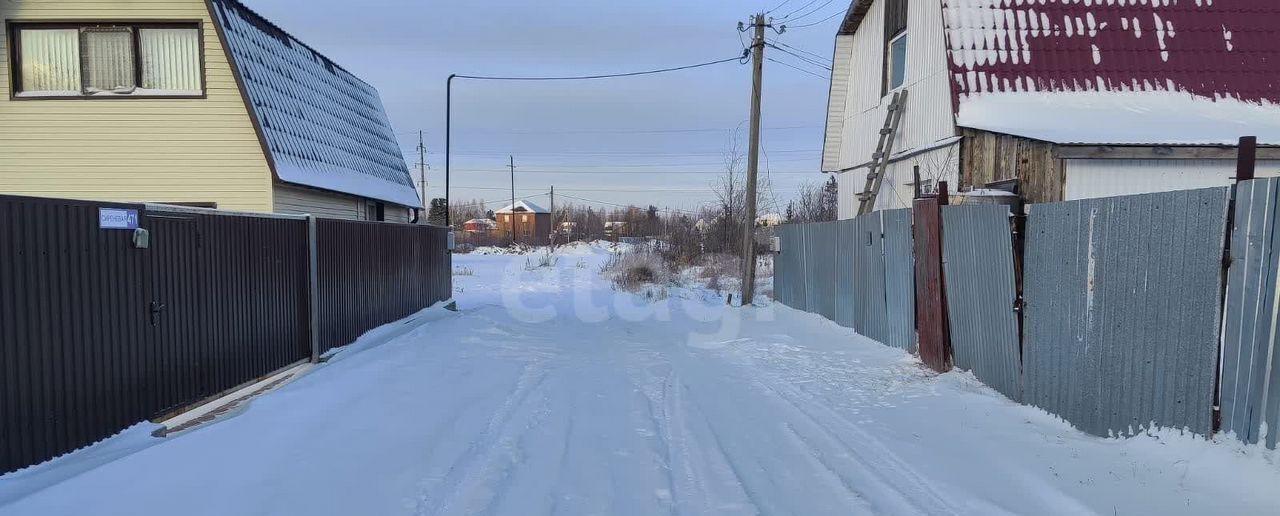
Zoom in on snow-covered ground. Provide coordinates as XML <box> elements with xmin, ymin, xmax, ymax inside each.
<box><xmin>3</xmin><ymin>242</ymin><xmax>1279</xmax><ymax>515</ymax></box>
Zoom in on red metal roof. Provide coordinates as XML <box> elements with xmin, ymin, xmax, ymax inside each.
<box><xmin>942</xmin><ymin>0</ymin><xmax>1280</xmax><ymax>107</ymax></box>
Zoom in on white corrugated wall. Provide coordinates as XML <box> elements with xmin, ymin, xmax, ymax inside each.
<box><xmin>837</xmin><ymin>142</ymin><xmax>961</xmax><ymax>218</ymax></box>
<box><xmin>822</xmin><ymin>35</ymin><xmax>855</xmax><ymax>172</ymax></box>
<box><xmin>1064</xmin><ymin>159</ymin><xmax>1280</xmax><ymax>200</ymax></box>
<box><xmin>831</xmin><ymin>0</ymin><xmax>957</xmax><ymax>219</ymax></box>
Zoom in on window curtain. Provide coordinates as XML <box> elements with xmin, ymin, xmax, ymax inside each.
<box><xmin>18</xmin><ymin>29</ymin><xmax>81</xmax><ymax>93</ymax></box>
<box><xmin>140</xmin><ymin>28</ymin><xmax>201</xmax><ymax>92</ymax></box>
<box><xmin>81</xmin><ymin>28</ymin><xmax>136</xmax><ymax>93</ymax></box>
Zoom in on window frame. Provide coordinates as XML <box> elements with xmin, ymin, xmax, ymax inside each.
<box><xmin>6</xmin><ymin>20</ymin><xmax>207</xmax><ymax>101</ymax></box>
<box><xmin>885</xmin><ymin>30</ymin><xmax>908</xmax><ymax>94</ymax></box>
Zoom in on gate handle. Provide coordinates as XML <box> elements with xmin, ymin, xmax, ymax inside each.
<box><xmin>149</xmin><ymin>302</ymin><xmax>167</xmax><ymax>326</ymax></box>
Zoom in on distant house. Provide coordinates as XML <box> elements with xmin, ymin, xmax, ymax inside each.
<box><xmin>496</xmin><ymin>200</ymin><xmax>551</xmax><ymax>245</ymax></box>
<box><xmin>463</xmin><ymin>218</ymin><xmax>497</xmax><ymax>233</ymax></box>
<box><xmin>604</xmin><ymin>221</ymin><xmax>628</xmax><ymax>240</ymax></box>
<box><xmin>0</xmin><ymin>0</ymin><xmax>421</xmax><ymax>222</ymax></box>
<box><xmin>821</xmin><ymin>0</ymin><xmax>1280</xmax><ymax>218</ymax></box>
<box><xmin>557</xmin><ymin>221</ymin><xmax>578</xmax><ymax>239</ymax></box>
<box><xmin>756</xmin><ymin>213</ymin><xmax>783</xmax><ymax>227</ymax></box>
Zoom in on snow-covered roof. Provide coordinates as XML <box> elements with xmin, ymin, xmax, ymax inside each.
<box><xmin>464</xmin><ymin>218</ymin><xmax>497</xmax><ymax>227</ymax></box>
<box><xmin>941</xmin><ymin>0</ymin><xmax>1280</xmax><ymax>145</ymax></box>
<box><xmin>942</xmin><ymin>1</ymin><xmax>1280</xmax><ymax>103</ymax></box>
<box><xmin>495</xmin><ymin>200</ymin><xmax>549</xmax><ymax>214</ymax></box>
<box><xmin>958</xmin><ymin>91</ymin><xmax>1280</xmax><ymax>146</ymax></box>
<box><xmin>210</xmin><ymin>0</ymin><xmax>420</xmax><ymax>208</ymax></box>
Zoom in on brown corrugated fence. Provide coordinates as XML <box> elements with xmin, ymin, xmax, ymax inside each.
<box><xmin>0</xmin><ymin>195</ymin><xmax>452</xmax><ymax>474</ymax></box>
<box><xmin>317</xmin><ymin>220</ymin><xmax>452</xmax><ymax>353</ymax></box>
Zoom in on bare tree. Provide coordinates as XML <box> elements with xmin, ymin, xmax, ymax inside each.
<box><xmin>791</xmin><ymin>175</ymin><xmax>839</xmax><ymax>223</ymax></box>
<box><xmin>448</xmin><ymin>199</ymin><xmax>488</xmax><ymax>228</ymax></box>
<box><xmin>707</xmin><ymin>126</ymin><xmax>773</xmax><ymax>256</ymax></box>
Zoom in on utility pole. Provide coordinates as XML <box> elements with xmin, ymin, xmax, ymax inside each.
<box><xmin>509</xmin><ymin>155</ymin><xmax>517</xmax><ymax>245</ymax></box>
<box><xmin>417</xmin><ymin>131</ymin><xmax>428</xmax><ymax>222</ymax></box>
<box><xmin>550</xmin><ymin>185</ymin><xmax>556</xmax><ymax>250</ymax></box>
<box><xmin>740</xmin><ymin>13</ymin><xmax>767</xmax><ymax>306</ymax></box>
<box><xmin>446</xmin><ymin>75</ymin><xmax>455</xmax><ymax>228</ymax></box>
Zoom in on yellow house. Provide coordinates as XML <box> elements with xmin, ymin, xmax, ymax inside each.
<box><xmin>0</xmin><ymin>0</ymin><xmax>420</xmax><ymax>222</ymax></box>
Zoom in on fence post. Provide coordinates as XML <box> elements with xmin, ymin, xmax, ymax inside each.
<box><xmin>307</xmin><ymin>215</ymin><xmax>321</xmax><ymax>363</ymax></box>
<box><xmin>913</xmin><ymin>182</ymin><xmax>953</xmax><ymax>372</ymax></box>
<box><xmin>1236</xmin><ymin>136</ymin><xmax>1257</xmax><ymax>183</ymax></box>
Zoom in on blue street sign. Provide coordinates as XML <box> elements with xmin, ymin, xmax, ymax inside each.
<box><xmin>99</xmin><ymin>208</ymin><xmax>140</xmax><ymax>230</ymax></box>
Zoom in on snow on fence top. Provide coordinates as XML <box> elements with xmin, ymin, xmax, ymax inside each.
<box><xmin>210</xmin><ymin>0</ymin><xmax>420</xmax><ymax>207</ymax></box>
<box><xmin>942</xmin><ymin>0</ymin><xmax>1280</xmax><ymax>144</ymax></box>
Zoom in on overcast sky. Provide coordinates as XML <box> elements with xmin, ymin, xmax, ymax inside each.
<box><xmin>241</xmin><ymin>0</ymin><xmax>846</xmax><ymax>215</ymax></box>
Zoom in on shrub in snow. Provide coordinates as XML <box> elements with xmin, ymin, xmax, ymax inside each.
<box><xmin>697</xmin><ymin>254</ymin><xmax>740</xmax><ymax>293</ymax></box>
<box><xmin>524</xmin><ymin>250</ymin><xmax>558</xmax><ymax>270</ymax></box>
<box><xmin>602</xmin><ymin>249</ymin><xmax>672</xmax><ymax>296</ymax></box>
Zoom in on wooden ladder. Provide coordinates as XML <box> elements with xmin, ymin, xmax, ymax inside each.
<box><xmin>856</xmin><ymin>89</ymin><xmax>909</xmax><ymax>216</ymax></box>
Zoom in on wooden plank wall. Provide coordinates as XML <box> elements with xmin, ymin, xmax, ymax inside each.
<box><xmin>960</xmin><ymin>129</ymin><xmax>1064</xmax><ymax>203</ymax></box>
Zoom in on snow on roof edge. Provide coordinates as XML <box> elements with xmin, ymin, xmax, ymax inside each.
<box><xmin>275</xmin><ymin>162</ymin><xmax>421</xmax><ymax>208</ymax></box>
<box><xmin>494</xmin><ymin>198</ymin><xmax>550</xmax><ymax>212</ymax></box>
<box><xmin>956</xmin><ymin>91</ymin><xmax>1280</xmax><ymax>146</ymax></box>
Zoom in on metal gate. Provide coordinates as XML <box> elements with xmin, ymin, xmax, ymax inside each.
<box><xmin>1023</xmin><ymin>188</ymin><xmax>1229</xmax><ymax>438</ymax></box>
<box><xmin>942</xmin><ymin>205</ymin><xmax>1022</xmax><ymax>402</ymax></box>
<box><xmin>1222</xmin><ymin>178</ymin><xmax>1280</xmax><ymax>448</ymax></box>
<box><xmin>0</xmin><ymin>198</ymin><xmax>312</xmax><ymax>473</ymax></box>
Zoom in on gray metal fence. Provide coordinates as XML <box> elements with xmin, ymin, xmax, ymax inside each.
<box><xmin>942</xmin><ymin>205</ymin><xmax>1022</xmax><ymax>402</ymax></box>
<box><xmin>774</xmin><ymin>223</ymin><xmax>807</xmax><ymax>311</ymax></box>
<box><xmin>882</xmin><ymin>209</ymin><xmax>917</xmax><ymax>352</ymax></box>
<box><xmin>1023</xmin><ymin>188</ymin><xmax>1230</xmax><ymax>437</ymax></box>
<box><xmin>773</xmin><ymin>210</ymin><xmax>915</xmax><ymax>350</ymax></box>
<box><xmin>1222</xmin><ymin>178</ymin><xmax>1280</xmax><ymax>448</ymax></box>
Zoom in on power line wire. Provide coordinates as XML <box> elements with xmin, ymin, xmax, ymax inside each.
<box><xmin>436</xmin><ymin>149</ymin><xmax>820</xmax><ymax>158</ymax></box>
<box><xmin>768</xmin><ymin>57</ymin><xmax>830</xmax><ymax>80</ymax></box>
<box><xmin>770</xmin><ymin>39</ymin><xmax>828</xmax><ymax>61</ymax></box>
<box><xmin>766</xmin><ymin>0</ymin><xmax>795</xmax><ymax>14</ymax></box>
<box><xmin>778</xmin><ymin>0</ymin><xmax>823</xmax><ymax>21</ymax></box>
<box><xmin>767</xmin><ymin>44</ymin><xmax>832</xmax><ymax>70</ymax></box>
<box><xmin>408</xmin><ymin>124</ymin><xmax>822</xmax><ymax>136</ymax></box>
<box><xmin>452</xmin><ymin>55</ymin><xmax>746</xmax><ymax>82</ymax></box>
<box><xmin>451</xmin><ymin>157</ymin><xmax>815</xmax><ymax>170</ymax></box>
<box><xmin>450</xmin><ymin>171</ymin><xmax>819</xmax><ymax>177</ymax></box>
<box><xmin>554</xmin><ymin>193</ymin><xmax>704</xmax><ymax>215</ymax></box>
<box><xmin>784</xmin><ymin>9</ymin><xmax>845</xmax><ymax>29</ymax></box>
<box><xmin>779</xmin><ymin>0</ymin><xmax>838</xmax><ymax>23</ymax></box>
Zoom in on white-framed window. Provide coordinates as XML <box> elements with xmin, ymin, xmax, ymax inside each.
<box><xmin>521</xmin><ymin>214</ymin><xmax>529</xmax><ymax>223</ymax></box>
<box><xmin>11</xmin><ymin>23</ymin><xmax>203</xmax><ymax>98</ymax></box>
<box><xmin>886</xmin><ymin>31</ymin><xmax>908</xmax><ymax>92</ymax></box>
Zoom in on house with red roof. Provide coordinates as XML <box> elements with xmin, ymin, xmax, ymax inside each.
<box><xmin>820</xmin><ymin>0</ymin><xmax>1280</xmax><ymax>217</ymax></box>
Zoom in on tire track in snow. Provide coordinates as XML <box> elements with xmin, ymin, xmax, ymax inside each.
<box><xmin>414</xmin><ymin>360</ymin><xmax>552</xmax><ymax>516</ymax></box>
<box><xmin>671</xmin><ymin>378</ymin><xmax>773</xmax><ymax>515</ymax></box>
<box><xmin>737</xmin><ymin>362</ymin><xmax>998</xmax><ymax>515</ymax></box>
<box><xmin>632</xmin><ymin>355</ymin><xmax>760</xmax><ymax>516</ymax></box>
<box><xmin>654</xmin><ymin>371</ymin><xmax>721</xmax><ymax>515</ymax></box>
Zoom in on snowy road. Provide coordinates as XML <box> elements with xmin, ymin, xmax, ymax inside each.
<box><xmin>3</xmin><ymin>244</ymin><xmax>1279</xmax><ymax>515</ymax></box>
